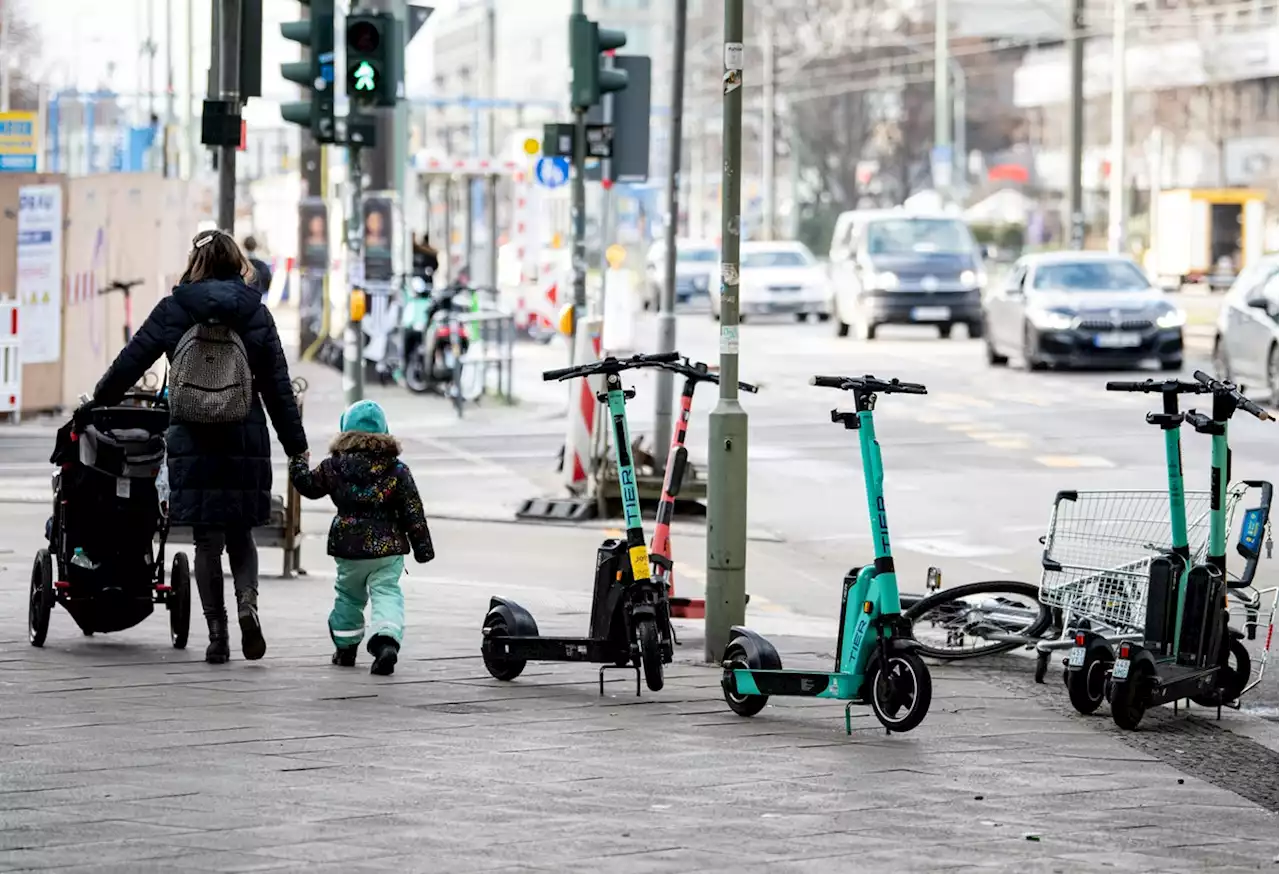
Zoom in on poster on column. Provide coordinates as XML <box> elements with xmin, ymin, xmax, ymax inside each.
<box><xmin>362</xmin><ymin>195</ymin><xmax>394</xmax><ymax>282</ymax></box>
<box><xmin>17</xmin><ymin>185</ymin><xmax>64</xmax><ymax>364</ymax></box>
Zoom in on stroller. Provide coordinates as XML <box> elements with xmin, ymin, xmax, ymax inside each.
<box><xmin>29</xmin><ymin>388</ymin><xmax>191</xmax><ymax>649</ymax></box>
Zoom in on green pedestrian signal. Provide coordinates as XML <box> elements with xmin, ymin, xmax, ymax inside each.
<box><xmin>353</xmin><ymin>61</ymin><xmax>377</xmax><ymax>92</ymax></box>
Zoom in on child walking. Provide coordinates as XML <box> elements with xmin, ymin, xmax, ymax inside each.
<box><xmin>289</xmin><ymin>400</ymin><xmax>434</xmax><ymax>675</ymax></box>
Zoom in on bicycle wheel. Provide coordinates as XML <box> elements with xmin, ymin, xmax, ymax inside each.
<box><xmin>903</xmin><ymin>580</ymin><xmax>1052</xmax><ymax>660</ymax></box>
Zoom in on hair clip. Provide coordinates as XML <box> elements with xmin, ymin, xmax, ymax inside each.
<box><xmin>193</xmin><ymin>230</ymin><xmax>222</xmax><ymax>249</ymax></box>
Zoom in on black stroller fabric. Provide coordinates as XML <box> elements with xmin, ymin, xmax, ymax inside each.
<box><xmin>50</xmin><ymin>406</ymin><xmax>170</xmax><ymax>633</ymax></box>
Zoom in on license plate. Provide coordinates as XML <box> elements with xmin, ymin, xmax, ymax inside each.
<box><xmin>770</xmin><ymin>285</ymin><xmax>800</xmax><ymax>293</ymax></box>
<box><xmin>1094</xmin><ymin>331</ymin><xmax>1142</xmax><ymax>348</ymax></box>
<box><xmin>1067</xmin><ymin>646</ymin><xmax>1086</xmax><ymax>667</ymax></box>
<box><xmin>1112</xmin><ymin>659</ymin><xmax>1130</xmax><ymax>680</ymax></box>
<box><xmin>911</xmin><ymin>306</ymin><xmax>951</xmax><ymax>322</ymax></box>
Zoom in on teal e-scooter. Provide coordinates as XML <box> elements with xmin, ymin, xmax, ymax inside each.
<box><xmin>720</xmin><ymin>374</ymin><xmax>933</xmax><ymax>735</ymax></box>
<box><xmin>1108</xmin><ymin>370</ymin><xmax>1275</xmax><ymax>730</ymax></box>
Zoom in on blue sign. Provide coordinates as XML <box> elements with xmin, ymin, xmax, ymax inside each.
<box><xmin>535</xmin><ymin>156</ymin><xmax>570</xmax><ymax>189</ymax></box>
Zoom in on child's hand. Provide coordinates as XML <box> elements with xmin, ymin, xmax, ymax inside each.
<box><xmin>413</xmin><ymin>547</ymin><xmax>434</xmax><ymax>564</ymax></box>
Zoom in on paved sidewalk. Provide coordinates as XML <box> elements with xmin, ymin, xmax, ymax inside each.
<box><xmin>2</xmin><ymin>523</ymin><xmax>1277</xmax><ymax>873</ymax></box>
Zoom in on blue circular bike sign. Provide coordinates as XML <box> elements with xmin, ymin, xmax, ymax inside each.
<box><xmin>535</xmin><ymin>157</ymin><xmax>570</xmax><ymax>189</ymax></box>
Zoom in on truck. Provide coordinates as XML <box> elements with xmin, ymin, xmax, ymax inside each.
<box><xmin>1149</xmin><ymin>188</ymin><xmax>1268</xmax><ymax>291</ymax></box>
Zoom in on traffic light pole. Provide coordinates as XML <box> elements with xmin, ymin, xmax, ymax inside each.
<box><xmin>652</xmin><ymin>0</ymin><xmax>688</xmax><ymax>471</ymax></box>
<box><xmin>705</xmin><ymin>0</ymin><xmax>747</xmax><ymax>663</ymax></box>
<box><xmin>344</xmin><ymin>144</ymin><xmax>366</xmax><ymax>406</ymax></box>
<box><xmin>215</xmin><ymin>0</ymin><xmax>242</xmax><ymax>231</ymax></box>
<box><xmin>569</xmin><ymin>103</ymin><xmax>587</xmax><ymax>359</ymax></box>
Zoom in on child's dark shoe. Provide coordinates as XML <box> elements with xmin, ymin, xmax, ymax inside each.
<box><xmin>332</xmin><ymin>646</ymin><xmax>358</xmax><ymax>667</ymax></box>
<box><xmin>368</xmin><ymin>635</ymin><xmax>399</xmax><ymax>676</ymax></box>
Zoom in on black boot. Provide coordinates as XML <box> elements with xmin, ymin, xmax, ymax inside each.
<box><xmin>332</xmin><ymin>646</ymin><xmax>358</xmax><ymax>667</ymax></box>
<box><xmin>237</xmin><ymin>591</ymin><xmax>267</xmax><ymax>661</ymax></box>
<box><xmin>368</xmin><ymin>635</ymin><xmax>399</xmax><ymax>676</ymax></box>
<box><xmin>205</xmin><ymin>615</ymin><xmax>230</xmax><ymax>664</ymax></box>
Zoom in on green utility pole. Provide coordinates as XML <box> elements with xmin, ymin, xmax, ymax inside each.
<box><xmin>705</xmin><ymin>0</ymin><xmax>747</xmax><ymax>663</ymax></box>
<box><xmin>344</xmin><ymin>144</ymin><xmax>366</xmax><ymax>407</ymax></box>
<box><xmin>569</xmin><ymin>0</ymin><xmax>588</xmax><ymax>350</ymax></box>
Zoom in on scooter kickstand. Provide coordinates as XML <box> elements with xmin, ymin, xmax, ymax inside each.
<box><xmin>598</xmin><ymin>664</ymin><xmax>643</xmax><ymax>698</ymax></box>
<box><xmin>844</xmin><ymin>702</ymin><xmax>855</xmax><ymax>736</ymax></box>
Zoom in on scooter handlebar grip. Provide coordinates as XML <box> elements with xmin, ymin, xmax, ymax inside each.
<box><xmin>810</xmin><ymin>376</ymin><xmax>848</xmax><ymax>389</ymax></box>
<box><xmin>638</xmin><ymin>352</ymin><xmax>681</xmax><ymax>364</ymax></box>
<box><xmin>896</xmin><ymin>382</ymin><xmax>928</xmax><ymax>395</ymax></box>
<box><xmin>1105</xmin><ymin>380</ymin><xmax>1151</xmax><ymax>392</ymax></box>
<box><xmin>738</xmin><ymin>381</ymin><xmax>759</xmax><ymax>393</ymax></box>
<box><xmin>542</xmin><ymin>366</ymin><xmax>580</xmax><ymax>382</ymax></box>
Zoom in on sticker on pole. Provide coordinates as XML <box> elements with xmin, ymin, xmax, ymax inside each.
<box><xmin>721</xmin><ymin>262</ymin><xmax>739</xmax><ymax>285</ymax></box>
<box><xmin>724</xmin><ymin>42</ymin><xmax>744</xmax><ymax>71</ymax></box>
<box><xmin>720</xmin><ymin>325</ymin><xmax>739</xmax><ymax>354</ymax></box>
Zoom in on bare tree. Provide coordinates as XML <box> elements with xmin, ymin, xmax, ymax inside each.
<box><xmin>3</xmin><ymin>2</ymin><xmax>44</xmax><ymax>111</ymax></box>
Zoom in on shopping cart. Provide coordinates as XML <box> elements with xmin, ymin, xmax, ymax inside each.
<box><xmin>1031</xmin><ymin>485</ymin><xmax>1251</xmax><ymax>683</ymax></box>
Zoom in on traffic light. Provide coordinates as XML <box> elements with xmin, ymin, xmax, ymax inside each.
<box><xmin>569</xmin><ymin>14</ymin><xmax>627</xmax><ymax>110</ymax></box>
<box><xmin>280</xmin><ymin>0</ymin><xmax>335</xmax><ymax>142</ymax></box>
<box><xmin>345</xmin><ymin>11</ymin><xmax>400</xmax><ymax>108</ymax></box>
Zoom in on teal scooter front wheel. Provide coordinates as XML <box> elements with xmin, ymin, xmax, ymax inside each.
<box><xmin>867</xmin><ymin>650</ymin><xmax>932</xmax><ymax>733</ymax></box>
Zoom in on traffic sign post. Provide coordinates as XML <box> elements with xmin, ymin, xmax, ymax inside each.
<box><xmin>535</xmin><ymin>157</ymin><xmax>570</xmax><ymax>189</ymax></box>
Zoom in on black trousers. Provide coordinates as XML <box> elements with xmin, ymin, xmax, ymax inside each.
<box><xmin>192</xmin><ymin>526</ymin><xmax>259</xmax><ymax>620</ymax></box>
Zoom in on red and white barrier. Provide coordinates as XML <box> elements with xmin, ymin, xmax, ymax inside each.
<box><xmin>563</xmin><ymin>317</ymin><xmax>603</xmax><ymax>493</ymax></box>
<box><xmin>412</xmin><ymin>154</ymin><xmax>523</xmax><ymax>176</ymax></box>
<box><xmin>0</xmin><ymin>302</ymin><xmax>21</xmax><ymax>416</ymax></box>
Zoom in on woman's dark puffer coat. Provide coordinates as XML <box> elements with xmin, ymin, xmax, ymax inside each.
<box><xmin>93</xmin><ymin>278</ymin><xmax>308</xmax><ymax>528</ymax></box>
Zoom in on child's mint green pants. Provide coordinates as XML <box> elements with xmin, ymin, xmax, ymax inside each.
<box><xmin>330</xmin><ymin>556</ymin><xmax>405</xmax><ymax>648</ymax></box>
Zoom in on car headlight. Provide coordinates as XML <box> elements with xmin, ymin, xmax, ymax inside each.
<box><xmin>1028</xmin><ymin>308</ymin><xmax>1076</xmax><ymax>331</ymax></box>
<box><xmin>692</xmin><ymin>275</ymin><xmax>708</xmax><ymax>291</ymax></box>
<box><xmin>960</xmin><ymin>269</ymin><xmax>982</xmax><ymax>289</ymax></box>
<box><xmin>867</xmin><ymin>271</ymin><xmax>899</xmax><ymax>291</ymax></box>
<box><xmin>1156</xmin><ymin>308</ymin><xmax>1186</xmax><ymax>329</ymax></box>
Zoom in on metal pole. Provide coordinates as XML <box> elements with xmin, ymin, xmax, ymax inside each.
<box><xmin>1107</xmin><ymin>0</ymin><xmax>1128</xmax><ymax>254</ymax></box>
<box><xmin>147</xmin><ymin>0</ymin><xmax>157</xmax><ymax>120</ymax></box>
<box><xmin>1067</xmin><ymin>0</ymin><xmax>1086</xmax><ymax>249</ymax></box>
<box><xmin>761</xmin><ymin>12</ymin><xmax>775</xmax><ymax>240</ymax></box>
<box><xmin>216</xmin><ymin>0</ymin><xmax>242</xmax><ymax>232</ymax></box>
<box><xmin>949</xmin><ymin>59</ymin><xmax>966</xmax><ymax>201</ymax></box>
<box><xmin>164</xmin><ymin>0</ymin><xmax>175</xmax><ymax>176</ymax></box>
<box><xmin>486</xmin><ymin>0</ymin><xmax>499</xmax><ymax>287</ymax></box>
<box><xmin>345</xmin><ymin>146</ymin><xmax>366</xmax><ymax>405</ymax></box>
<box><xmin>934</xmin><ymin>0</ymin><xmax>950</xmax><ymax>199</ymax></box>
<box><xmin>653</xmin><ymin>0</ymin><xmax>688</xmax><ymax>470</ymax></box>
<box><xmin>186</xmin><ymin>0</ymin><xmax>196</xmax><ymax>178</ymax></box>
<box><xmin>0</xmin><ymin>0</ymin><xmax>11</xmax><ymax>113</ymax></box>
<box><xmin>487</xmin><ymin>173</ymin><xmax>498</xmax><ymax>290</ymax></box>
<box><xmin>568</xmin><ymin>0</ymin><xmax>586</xmax><ymax>355</ymax></box>
<box><xmin>705</xmin><ymin>0</ymin><xmax>747</xmax><ymax>663</ymax></box>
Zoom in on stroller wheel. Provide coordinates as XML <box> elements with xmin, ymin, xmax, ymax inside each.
<box><xmin>168</xmin><ymin>553</ymin><xmax>192</xmax><ymax>650</ymax></box>
<box><xmin>28</xmin><ymin>549</ymin><xmax>54</xmax><ymax>647</ymax></box>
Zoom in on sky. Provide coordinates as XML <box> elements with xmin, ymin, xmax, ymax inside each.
<box><xmin>24</xmin><ymin>0</ymin><xmax>450</xmax><ymax>124</ymax></box>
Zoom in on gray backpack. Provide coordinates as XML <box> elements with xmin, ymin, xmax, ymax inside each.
<box><xmin>169</xmin><ymin>320</ymin><xmax>254</xmax><ymax>423</ymax></box>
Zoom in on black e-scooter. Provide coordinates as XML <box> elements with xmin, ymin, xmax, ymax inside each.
<box><xmin>481</xmin><ymin>352</ymin><xmax>680</xmax><ymax>695</ymax></box>
<box><xmin>1108</xmin><ymin>370</ymin><xmax>1275</xmax><ymax>729</ymax></box>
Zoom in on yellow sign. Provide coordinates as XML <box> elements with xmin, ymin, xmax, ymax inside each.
<box><xmin>558</xmin><ymin>303</ymin><xmax>574</xmax><ymax>336</ymax></box>
<box><xmin>349</xmin><ymin>289</ymin><xmax>367</xmax><ymax>322</ymax></box>
<box><xmin>523</xmin><ymin>137</ymin><xmax>540</xmax><ymax>156</ymax></box>
<box><xmin>629</xmin><ymin>545</ymin><xmax>650</xmax><ymax>582</ymax></box>
<box><xmin>0</xmin><ymin>111</ymin><xmax>38</xmax><ymax>172</ymax></box>
<box><xmin>550</xmin><ymin>232</ymin><xmax>564</xmax><ymax>249</ymax></box>
<box><xmin>605</xmin><ymin>244</ymin><xmax>627</xmax><ymax>269</ymax></box>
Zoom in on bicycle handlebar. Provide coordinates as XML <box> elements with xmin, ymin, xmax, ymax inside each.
<box><xmin>810</xmin><ymin>374</ymin><xmax>928</xmax><ymax>395</ymax></box>
<box><xmin>1193</xmin><ymin>370</ymin><xmax>1276</xmax><ymax>421</ymax></box>
<box><xmin>1105</xmin><ymin>378</ymin><xmax>1209</xmax><ymax>394</ymax></box>
<box><xmin>542</xmin><ymin>351</ymin><xmax>682</xmax><ymax>382</ymax></box>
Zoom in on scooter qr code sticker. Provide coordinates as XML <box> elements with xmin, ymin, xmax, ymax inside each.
<box><xmin>720</xmin><ymin>325</ymin><xmax>739</xmax><ymax>354</ymax></box>
<box><xmin>628</xmin><ymin>546</ymin><xmax>650</xmax><ymax>582</ymax></box>
<box><xmin>1112</xmin><ymin>659</ymin><xmax>1130</xmax><ymax>680</ymax></box>
<box><xmin>116</xmin><ymin>477</ymin><xmax>130</xmax><ymax>499</ymax></box>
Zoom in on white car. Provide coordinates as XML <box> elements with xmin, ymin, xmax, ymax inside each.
<box><xmin>1213</xmin><ymin>255</ymin><xmax>1278</xmax><ymax>406</ymax></box>
<box><xmin>711</xmin><ymin>241</ymin><xmax>831</xmax><ymax>322</ymax></box>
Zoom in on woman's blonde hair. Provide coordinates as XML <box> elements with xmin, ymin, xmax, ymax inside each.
<box><xmin>180</xmin><ymin>229</ymin><xmax>257</xmax><ymax>285</ymax></box>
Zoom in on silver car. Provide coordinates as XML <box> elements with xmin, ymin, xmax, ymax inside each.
<box><xmin>1213</xmin><ymin>255</ymin><xmax>1278</xmax><ymax>406</ymax></box>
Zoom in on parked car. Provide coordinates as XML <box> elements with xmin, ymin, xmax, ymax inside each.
<box><xmin>983</xmin><ymin>251</ymin><xmax>1185</xmax><ymax>371</ymax></box>
<box><xmin>829</xmin><ymin>210</ymin><xmax>986</xmax><ymax>339</ymax></box>
<box><xmin>710</xmin><ymin>241</ymin><xmax>830</xmax><ymax>322</ymax></box>
<box><xmin>1213</xmin><ymin>254</ymin><xmax>1278</xmax><ymax>406</ymax></box>
<box><xmin>643</xmin><ymin>239</ymin><xmax>718</xmax><ymax>310</ymax></box>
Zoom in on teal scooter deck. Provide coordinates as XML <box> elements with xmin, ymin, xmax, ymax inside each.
<box><xmin>722</xmin><ymin>375</ymin><xmax>932</xmax><ymax>735</ymax></box>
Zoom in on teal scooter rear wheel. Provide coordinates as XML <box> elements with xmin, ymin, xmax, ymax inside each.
<box><xmin>721</xmin><ymin>641</ymin><xmax>770</xmax><ymax>717</ymax></box>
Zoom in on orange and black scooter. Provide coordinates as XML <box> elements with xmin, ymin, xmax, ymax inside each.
<box><xmin>649</xmin><ymin>357</ymin><xmax>757</xmax><ymax>625</ymax></box>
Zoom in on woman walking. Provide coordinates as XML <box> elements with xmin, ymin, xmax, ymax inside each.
<box><xmin>91</xmin><ymin>229</ymin><xmax>308</xmax><ymax>663</ymax></box>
